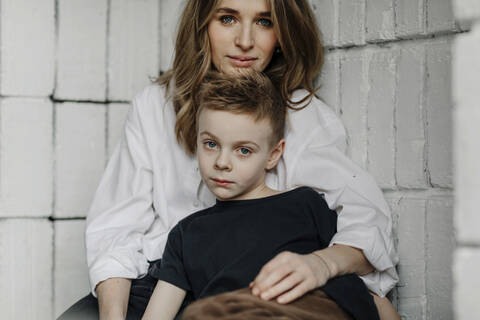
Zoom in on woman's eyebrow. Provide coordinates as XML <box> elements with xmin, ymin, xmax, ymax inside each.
<box><xmin>216</xmin><ymin>7</ymin><xmax>271</xmax><ymax>17</ymax></box>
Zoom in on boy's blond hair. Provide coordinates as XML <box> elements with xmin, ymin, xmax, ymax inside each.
<box><xmin>197</xmin><ymin>72</ymin><xmax>286</xmax><ymax>147</ymax></box>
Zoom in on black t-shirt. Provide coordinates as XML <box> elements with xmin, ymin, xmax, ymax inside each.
<box><xmin>150</xmin><ymin>187</ymin><xmax>379</xmax><ymax>320</ymax></box>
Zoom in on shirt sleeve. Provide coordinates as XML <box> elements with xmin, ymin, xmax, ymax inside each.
<box><xmin>149</xmin><ymin>224</ymin><xmax>191</xmax><ymax>292</ymax></box>
<box><xmin>85</xmin><ymin>88</ymin><xmax>157</xmax><ymax>296</ymax></box>
<box><xmin>287</xmin><ymin>100</ymin><xmax>399</xmax><ymax>297</ymax></box>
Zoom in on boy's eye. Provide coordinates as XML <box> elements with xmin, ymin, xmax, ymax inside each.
<box><xmin>239</xmin><ymin>148</ymin><xmax>251</xmax><ymax>155</ymax></box>
<box><xmin>204</xmin><ymin>141</ymin><xmax>217</xmax><ymax>149</ymax></box>
<box><xmin>220</xmin><ymin>15</ymin><xmax>235</xmax><ymax>25</ymax></box>
<box><xmin>257</xmin><ymin>18</ymin><xmax>273</xmax><ymax>27</ymax></box>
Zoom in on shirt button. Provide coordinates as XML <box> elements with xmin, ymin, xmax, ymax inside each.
<box><xmin>193</xmin><ymin>201</ymin><xmax>199</xmax><ymax>207</ymax></box>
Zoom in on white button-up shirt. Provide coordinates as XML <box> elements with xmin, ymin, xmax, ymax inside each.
<box><xmin>86</xmin><ymin>84</ymin><xmax>399</xmax><ymax>298</ymax></box>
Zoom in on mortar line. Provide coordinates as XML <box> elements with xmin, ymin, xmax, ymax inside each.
<box><xmin>325</xmin><ymin>29</ymin><xmax>466</xmax><ymax>52</ymax></box>
<box><xmin>105</xmin><ymin>0</ymin><xmax>112</xmax><ymax>166</ymax></box>
<box><xmin>52</xmin><ymin>1</ymin><xmax>59</xmax><ymax>316</ymax></box>
<box><xmin>422</xmin><ymin>45</ymin><xmax>433</xmax><ymax>187</ymax></box>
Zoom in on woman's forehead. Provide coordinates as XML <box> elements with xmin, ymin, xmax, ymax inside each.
<box><xmin>213</xmin><ymin>0</ymin><xmax>271</xmax><ymax>13</ymax></box>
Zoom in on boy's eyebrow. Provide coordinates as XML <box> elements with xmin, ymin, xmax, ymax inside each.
<box><xmin>215</xmin><ymin>7</ymin><xmax>271</xmax><ymax>17</ymax></box>
<box><xmin>199</xmin><ymin>131</ymin><xmax>261</xmax><ymax>149</ymax></box>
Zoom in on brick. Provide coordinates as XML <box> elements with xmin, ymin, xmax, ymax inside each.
<box><xmin>426</xmin><ymin>0</ymin><xmax>456</xmax><ymax>34</ymax></box>
<box><xmin>453</xmin><ymin>23</ymin><xmax>480</xmax><ymax>110</ymax></box>
<box><xmin>395</xmin><ymin>43</ymin><xmax>428</xmax><ymax>188</ymax></box>
<box><xmin>339</xmin><ymin>49</ymin><xmax>368</xmax><ymax>169</ymax></box>
<box><xmin>398</xmin><ymin>296</ymin><xmax>427</xmax><ymax>320</ymax></box>
<box><xmin>310</xmin><ymin>0</ymin><xmax>338</xmax><ymax>47</ymax></box>
<box><xmin>54</xmin><ymin>220</ymin><xmax>89</xmax><ymax>318</ymax></box>
<box><xmin>366</xmin><ymin>48</ymin><xmax>397</xmax><ymax>189</ymax></box>
<box><xmin>365</xmin><ymin>0</ymin><xmax>395</xmax><ymax>42</ymax></box>
<box><xmin>56</xmin><ymin>0</ymin><xmax>107</xmax><ymax>101</ymax></box>
<box><xmin>426</xmin><ymin>198</ymin><xmax>454</xmax><ymax>320</ymax></box>
<box><xmin>0</xmin><ymin>0</ymin><xmax>55</xmax><ymax>96</ymax></box>
<box><xmin>0</xmin><ymin>219</ymin><xmax>53</xmax><ymax>319</ymax></box>
<box><xmin>453</xmin><ymin>0</ymin><xmax>480</xmax><ymax>22</ymax></box>
<box><xmin>108</xmin><ymin>103</ymin><xmax>130</xmax><ymax>158</ymax></box>
<box><xmin>317</xmin><ymin>51</ymin><xmax>340</xmax><ymax>114</ymax></box>
<box><xmin>395</xmin><ymin>0</ymin><xmax>426</xmax><ymax>37</ymax></box>
<box><xmin>338</xmin><ymin>0</ymin><xmax>366</xmax><ymax>46</ymax></box>
<box><xmin>425</xmin><ymin>40</ymin><xmax>453</xmax><ymax>188</ymax></box>
<box><xmin>454</xmin><ymin>106</ymin><xmax>480</xmax><ymax>244</ymax></box>
<box><xmin>55</xmin><ymin>103</ymin><xmax>106</xmax><ymax>218</ymax></box>
<box><xmin>159</xmin><ymin>0</ymin><xmax>184</xmax><ymax>72</ymax></box>
<box><xmin>396</xmin><ymin>198</ymin><xmax>426</xmax><ymax>297</ymax></box>
<box><xmin>0</xmin><ymin>98</ymin><xmax>52</xmax><ymax>217</ymax></box>
<box><xmin>454</xmin><ymin>248</ymin><xmax>480</xmax><ymax>320</ymax></box>
<box><xmin>108</xmin><ymin>0</ymin><xmax>160</xmax><ymax>101</ymax></box>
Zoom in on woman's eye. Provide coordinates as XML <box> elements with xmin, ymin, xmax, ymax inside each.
<box><xmin>220</xmin><ymin>15</ymin><xmax>235</xmax><ymax>25</ymax></box>
<box><xmin>205</xmin><ymin>141</ymin><xmax>217</xmax><ymax>149</ymax></box>
<box><xmin>257</xmin><ymin>18</ymin><xmax>273</xmax><ymax>27</ymax></box>
<box><xmin>239</xmin><ymin>148</ymin><xmax>251</xmax><ymax>155</ymax></box>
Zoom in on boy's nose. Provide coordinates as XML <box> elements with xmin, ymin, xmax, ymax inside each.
<box><xmin>214</xmin><ymin>152</ymin><xmax>232</xmax><ymax>171</ymax></box>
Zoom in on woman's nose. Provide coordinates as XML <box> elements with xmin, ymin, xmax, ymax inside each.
<box><xmin>214</xmin><ymin>152</ymin><xmax>232</xmax><ymax>171</ymax></box>
<box><xmin>234</xmin><ymin>24</ymin><xmax>254</xmax><ymax>51</ymax></box>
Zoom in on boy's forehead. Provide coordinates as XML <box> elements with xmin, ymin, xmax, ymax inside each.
<box><xmin>198</xmin><ymin>108</ymin><xmax>274</xmax><ymax>143</ymax></box>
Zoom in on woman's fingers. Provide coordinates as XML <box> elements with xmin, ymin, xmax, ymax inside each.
<box><xmin>251</xmin><ymin>252</ymin><xmax>297</xmax><ymax>295</ymax></box>
<box><xmin>276</xmin><ymin>280</ymin><xmax>315</xmax><ymax>304</ymax></box>
<box><xmin>257</xmin><ymin>271</ymin><xmax>304</xmax><ymax>301</ymax></box>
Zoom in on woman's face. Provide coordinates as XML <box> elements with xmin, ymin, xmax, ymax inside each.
<box><xmin>207</xmin><ymin>0</ymin><xmax>278</xmax><ymax>75</ymax></box>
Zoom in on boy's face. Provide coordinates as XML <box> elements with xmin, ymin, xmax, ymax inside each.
<box><xmin>197</xmin><ymin>108</ymin><xmax>283</xmax><ymax>201</ymax></box>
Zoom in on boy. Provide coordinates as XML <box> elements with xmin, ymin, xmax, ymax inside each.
<box><xmin>143</xmin><ymin>72</ymin><xmax>381</xmax><ymax>320</ymax></box>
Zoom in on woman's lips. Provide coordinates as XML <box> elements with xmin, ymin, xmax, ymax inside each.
<box><xmin>211</xmin><ymin>178</ymin><xmax>234</xmax><ymax>187</ymax></box>
<box><xmin>227</xmin><ymin>55</ymin><xmax>257</xmax><ymax>68</ymax></box>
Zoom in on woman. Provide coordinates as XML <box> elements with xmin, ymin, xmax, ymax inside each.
<box><xmin>59</xmin><ymin>0</ymin><xmax>398</xmax><ymax>319</ymax></box>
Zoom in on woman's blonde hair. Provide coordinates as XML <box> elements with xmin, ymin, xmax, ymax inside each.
<box><xmin>158</xmin><ymin>0</ymin><xmax>324</xmax><ymax>154</ymax></box>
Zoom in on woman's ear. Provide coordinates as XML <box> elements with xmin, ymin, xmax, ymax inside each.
<box><xmin>266</xmin><ymin>139</ymin><xmax>285</xmax><ymax>170</ymax></box>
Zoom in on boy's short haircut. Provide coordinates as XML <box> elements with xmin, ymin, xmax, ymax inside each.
<box><xmin>197</xmin><ymin>72</ymin><xmax>286</xmax><ymax>146</ymax></box>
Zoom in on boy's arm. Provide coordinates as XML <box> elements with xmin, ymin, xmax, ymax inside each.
<box><xmin>142</xmin><ymin>280</ymin><xmax>186</xmax><ymax>320</ymax></box>
<box><xmin>97</xmin><ymin>278</ymin><xmax>131</xmax><ymax>320</ymax></box>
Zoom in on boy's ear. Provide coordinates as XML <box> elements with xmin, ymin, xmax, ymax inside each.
<box><xmin>266</xmin><ymin>139</ymin><xmax>285</xmax><ymax>170</ymax></box>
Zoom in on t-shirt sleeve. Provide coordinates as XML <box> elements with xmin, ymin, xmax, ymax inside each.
<box><xmin>306</xmin><ymin>189</ymin><xmax>338</xmax><ymax>248</ymax></box>
<box><xmin>149</xmin><ymin>224</ymin><xmax>191</xmax><ymax>292</ymax></box>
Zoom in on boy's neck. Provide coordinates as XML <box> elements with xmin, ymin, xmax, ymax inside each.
<box><xmin>218</xmin><ymin>183</ymin><xmax>282</xmax><ymax>202</ymax></box>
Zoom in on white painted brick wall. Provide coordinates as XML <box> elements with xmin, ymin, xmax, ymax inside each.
<box><xmin>159</xmin><ymin>0</ymin><xmax>184</xmax><ymax>72</ymax></box>
<box><xmin>395</xmin><ymin>0</ymin><xmax>426</xmax><ymax>37</ymax></box>
<box><xmin>453</xmin><ymin>3</ymin><xmax>480</xmax><ymax>314</ymax></box>
<box><xmin>454</xmin><ymin>249</ymin><xmax>480</xmax><ymax>319</ymax></box>
<box><xmin>0</xmin><ymin>0</ymin><xmax>55</xmax><ymax>96</ymax></box>
<box><xmin>425</xmin><ymin>40</ymin><xmax>453</xmax><ymax>188</ymax></box>
<box><xmin>56</xmin><ymin>0</ymin><xmax>108</xmax><ymax>101</ymax></box>
<box><xmin>395</xmin><ymin>43</ymin><xmax>428</xmax><ymax>188</ymax></box>
<box><xmin>108</xmin><ymin>103</ymin><xmax>130</xmax><ymax>158</ymax></box>
<box><xmin>317</xmin><ymin>51</ymin><xmax>340</xmax><ymax>115</ymax></box>
<box><xmin>0</xmin><ymin>98</ymin><xmax>52</xmax><ymax>217</ymax></box>
<box><xmin>339</xmin><ymin>48</ymin><xmax>368</xmax><ymax>169</ymax></box>
<box><xmin>55</xmin><ymin>103</ymin><xmax>106</xmax><ymax>218</ymax></box>
<box><xmin>0</xmin><ymin>219</ymin><xmax>53</xmax><ymax>320</ymax></box>
<box><xmin>365</xmin><ymin>0</ymin><xmax>395</xmax><ymax>42</ymax></box>
<box><xmin>425</xmin><ymin>198</ymin><xmax>454</xmax><ymax>320</ymax></box>
<box><xmin>366</xmin><ymin>48</ymin><xmax>397</xmax><ymax>189</ymax></box>
<box><xmin>0</xmin><ymin>1</ymin><xmax>460</xmax><ymax>318</ymax></box>
<box><xmin>395</xmin><ymin>198</ymin><xmax>427</xmax><ymax>319</ymax></box>
<box><xmin>426</xmin><ymin>0</ymin><xmax>456</xmax><ymax>34</ymax></box>
<box><xmin>311</xmin><ymin>0</ymin><xmax>338</xmax><ymax>47</ymax></box>
<box><xmin>54</xmin><ymin>220</ymin><xmax>89</xmax><ymax>318</ymax></box>
<box><xmin>108</xmin><ymin>0</ymin><xmax>160</xmax><ymax>101</ymax></box>
<box><xmin>338</xmin><ymin>0</ymin><xmax>366</xmax><ymax>46</ymax></box>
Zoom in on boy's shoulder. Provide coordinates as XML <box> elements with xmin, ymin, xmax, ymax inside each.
<box><xmin>176</xmin><ymin>206</ymin><xmax>217</xmax><ymax>229</ymax></box>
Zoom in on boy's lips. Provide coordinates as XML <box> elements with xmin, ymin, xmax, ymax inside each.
<box><xmin>211</xmin><ymin>178</ymin><xmax>234</xmax><ymax>187</ymax></box>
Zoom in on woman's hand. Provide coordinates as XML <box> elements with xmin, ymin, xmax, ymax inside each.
<box><xmin>249</xmin><ymin>251</ymin><xmax>333</xmax><ymax>304</ymax></box>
